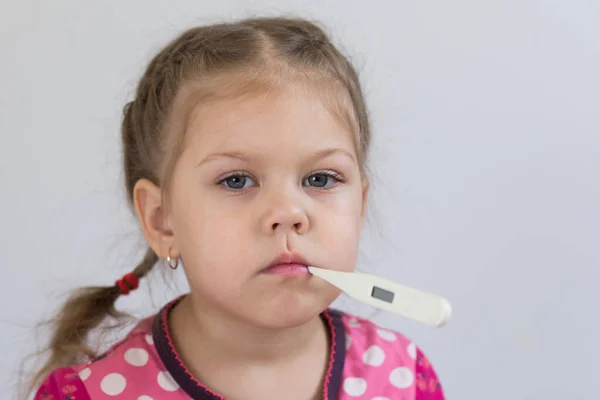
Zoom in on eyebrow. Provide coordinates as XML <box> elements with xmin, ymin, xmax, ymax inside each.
<box><xmin>195</xmin><ymin>147</ymin><xmax>356</xmax><ymax>167</ymax></box>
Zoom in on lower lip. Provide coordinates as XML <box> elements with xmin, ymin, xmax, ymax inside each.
<box><xmin>262</xmin><ymin>263</ymin><xmax>310</xmax><ymax>277</ymax></box>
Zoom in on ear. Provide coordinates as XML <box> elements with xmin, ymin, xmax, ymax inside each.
<box><xmin>361</xmin><ymin>176</ymin><xmax>370</xmax><ymax>221</ymax></box>
<box><xmin>133</xmin><ymin>179</ymin><xmax>178</xmax><ymax>259</ymax></box>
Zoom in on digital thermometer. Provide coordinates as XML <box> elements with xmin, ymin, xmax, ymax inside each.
<box><xmin>308</xmin><ymin>266</ymin><xmax>451</xmax><ymax>327</ymax></box>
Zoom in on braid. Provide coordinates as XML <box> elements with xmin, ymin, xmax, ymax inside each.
<box><xmin>25</xmin><ymin>248</ymin><xmax>160</xmax><ymax>396</ymax></box>
<box><xmin>131</xmin><ymin>247</ymin><xmax>159</xmax><ymax>280</ymax></box>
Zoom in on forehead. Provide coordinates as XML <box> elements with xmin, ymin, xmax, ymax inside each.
<box><xmin>182</xmin><ymin>84</ymin><xmax>357</xmax><ymax>160</ymax></box>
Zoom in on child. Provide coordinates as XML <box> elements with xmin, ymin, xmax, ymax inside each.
<box><xmin>31</xmin><ymin>16</ymin><xmax>445</xmax><ymax>400</ymax></box>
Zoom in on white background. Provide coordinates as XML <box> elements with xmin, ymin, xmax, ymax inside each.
<box><xmin>1</xmin><ymin>0</ymin><xmax>599</xmax><ymax>399</ymax></box>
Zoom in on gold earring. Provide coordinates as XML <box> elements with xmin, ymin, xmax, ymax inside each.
<box><xmin>166</xmin><ymin>248</ymin><xmax>179</xmax><ymax>270</ymax></box>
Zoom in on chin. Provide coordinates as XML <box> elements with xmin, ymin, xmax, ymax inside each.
<box><xmin>251</xmin><ymin>290</ymin><xmax>341</xmax><ymax>329</ymax></box>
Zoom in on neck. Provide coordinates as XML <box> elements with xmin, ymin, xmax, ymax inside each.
<box><xmin>169</xmin><ymin>294</ymin><xmax>328</xmax><ymax>367</ymax></box>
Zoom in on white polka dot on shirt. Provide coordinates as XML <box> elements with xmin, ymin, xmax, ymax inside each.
<box><xmin>78</xmin><ymin>367</ymin><xmax>91</xmax><ymax>381</ymax></box>
<box><xmin>362</xmin><ymin>345</ymin><xmax>386</xmax><ymax>367</ymax></box>
<box><xmin>157</xmin><ymin>371</ymin><xmax>179</xmax><ymax>392</ymax></box>
<box><xmin>376</xmin><ymin>328</ymin><xmax>396</xmax><ymax>342</ymax></box>
<box><xmin>348</xmin><ymin>318</ymin><xmax>361</xmax><ymax>328</ymax></box>
<box><xmin>100</xmin><ymin>373</ymin><xmax>127</xmax><ymax>396</ymax></box>
<box><xmin>124</xmin><ymin>348</ymin><xmax>149</xmax><ymax>366</ymax></box>
<box><xmin>145</xmin><ymin>334</ymin><xmax>154</xmax><ymax>345</ymax></box>
<box><xmin>407</xmin><ymin>342</ymin><xmax>417</xmax><ymax>359</ymax></box>
<box><xmin>343</xmin><ymin>377</ymin><xmax>367</xmax><ymax>396</ymax></box>
<box><xmin>138</xmin><ymin>396</ymin><xmax>154</xmax><ymax>400</ymax></box>
<box><xmin>372</xmin><ymin>397</ymin><xmax>390</xmax><ymax>400</ymax></box>
<box><xmin>389</xmin><ymin>366</ymin><xmax>414</xmax><ymax>389</ymax></box>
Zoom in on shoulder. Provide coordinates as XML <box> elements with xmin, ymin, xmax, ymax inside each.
<box><xmin>34</xmin><ymin>316</ymin><xmax>181</xmax><ymax>399</ymax></box>
<box><xmin>331</xmin><ymin>309</ymin><xmax>446</xmax><ymax>399</ymax></box>
<box><xmin>34</xmin><ymin>367</ymin><xmax>91</xmax><ymax>400</ymax></box>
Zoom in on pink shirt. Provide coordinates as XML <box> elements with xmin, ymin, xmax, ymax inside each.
<box><xmin>35</xmin><ymin>298</ymin><xmax>445</xmax><ymax>399</ymax></box>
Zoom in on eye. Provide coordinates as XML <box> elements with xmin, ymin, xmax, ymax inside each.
<box><xmin>303</xmin><ymin>171</ymin><xmax>344</xmax><ymax>189</ymax></box>
<box><xmin>218</xmin><ymin>173</ymin><xmax>256</xmax><ymax>190</ymax></box>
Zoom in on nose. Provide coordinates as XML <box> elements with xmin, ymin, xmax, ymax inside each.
<box><xmin>261</xmin><ymin>191</ymin><xmax>309</xmax><ymax>235</ymax></box>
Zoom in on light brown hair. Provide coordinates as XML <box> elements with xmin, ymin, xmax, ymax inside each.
<box><xmin>27</xmin><ymin>15</ymin><xmax>371</xmax><ymax>395</ymax></box>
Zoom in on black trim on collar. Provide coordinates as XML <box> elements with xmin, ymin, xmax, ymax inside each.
<box><xmin>152</xmin><ymin>297</ymin><xmax>346</xmax><ymax>399</ymax></box>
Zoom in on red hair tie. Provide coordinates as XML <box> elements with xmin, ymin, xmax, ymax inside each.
<box><xmin>115</xmin><ymin>273</ymin><xmax>139</xmax><ymax>295</ymax></box>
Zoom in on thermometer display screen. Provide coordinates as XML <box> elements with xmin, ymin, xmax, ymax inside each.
<box><xmin>371</xmin><ymin>286</ymin><xmax>394</xmax><ymax>303</ymax></box>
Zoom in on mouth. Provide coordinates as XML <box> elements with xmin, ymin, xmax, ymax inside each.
<box><xmin>261</xmin><ymin>252</ymin><xmax>311</xmax><ymax>277</ymax></box>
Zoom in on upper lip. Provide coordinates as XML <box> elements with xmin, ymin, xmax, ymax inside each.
<box><xmin>266</xmin><ymin>252</ymin><xmax>309</xmax><ymax>269</ymax></box>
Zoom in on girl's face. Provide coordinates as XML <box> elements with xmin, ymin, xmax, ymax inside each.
<box><xmin>167</xmin><ymin>85</ymin><xmax>368</xmax><ymax>328</ymax></box>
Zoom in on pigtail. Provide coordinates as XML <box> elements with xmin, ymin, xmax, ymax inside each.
<box><xmin>25</xmin><ymin>248</ymin><xmax>158</xmax><ymax>397</ymax></box>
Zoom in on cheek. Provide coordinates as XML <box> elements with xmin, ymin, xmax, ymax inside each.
<box><xmin>171</xmin><ymin>195</ymin><xmax>253</xmax><ymax>284</ymax></box>
<box><xmin>324</xmin><ymin>215</ymin><xmax>362</xmax><ymax>272</ymax></box>
<box><xmin>319</xmin><ymin>192</ymin><xmax>364</xmax><ymax>272</ymax></box>
<box><xmin>177</xmin><ymin>217</ymin><xmax>256</xmax><ymax>305</ymax></box>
